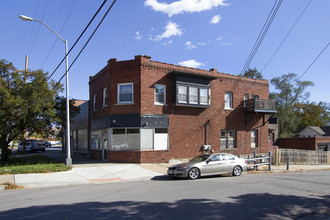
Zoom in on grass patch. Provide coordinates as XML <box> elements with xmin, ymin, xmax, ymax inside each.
<box><xmin>0</xmin><ymin>155</ymin><xmax>71</xmax><ymax>174</ymax></box>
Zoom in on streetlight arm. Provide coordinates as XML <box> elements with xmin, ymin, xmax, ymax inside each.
<box><xmin>19</xmin><ymin>15</ymin><xmax>65</xmax><ymax>43</ymax></box>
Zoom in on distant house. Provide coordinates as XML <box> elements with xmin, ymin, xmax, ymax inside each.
<box><xmin>278</xmin><ymin>126</ymin><xmax>330</xmax><ymax>152</ymax></box>
<box><xmin>298</xmin><ymin>126</ymin><xmax>330</xmax><ymax>137</ymax></box>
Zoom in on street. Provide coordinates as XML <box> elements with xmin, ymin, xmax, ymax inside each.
<box><xmin>0</xmin><ymin>171</ymin><xmax>329</xmax><ymax>220</ymax></box>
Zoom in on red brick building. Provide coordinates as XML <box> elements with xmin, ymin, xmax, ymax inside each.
<box><xmin>88</xmin><ymin>55</ymin><xmax>276</xmax><ymax>163</ymax></box>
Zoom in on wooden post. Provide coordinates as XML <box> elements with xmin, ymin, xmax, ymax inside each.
<box><xmin>268</xmin><ymin>151</ymin><xmax>271</xmax><ymax>171</ymax></box>
<box><xmin>287</xmin><ymin>156</ymin><xmax>290</xmax><ymax>170</ymax></box>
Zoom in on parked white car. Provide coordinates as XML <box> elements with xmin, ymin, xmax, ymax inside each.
<box><xmin>18</xmin><ymin>140</ymin><xmax>46</xmax><ymax>152</ymax></box>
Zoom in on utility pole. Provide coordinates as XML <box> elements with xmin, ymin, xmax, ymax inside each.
<box><xmin>15</xmin><ymin>55</ymin><xmax>32</xmax><ymax>153</ymax></box>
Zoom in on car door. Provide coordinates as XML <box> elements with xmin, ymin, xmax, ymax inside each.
<box><xmin>201</xmin><ymin>154</ymin><xmax>222</xmax><ymax>175</ymax></box>
<box><xmin>220</xmin><ymin>154</ymin><xmax>236</xmax><ymax>174</ymax></box>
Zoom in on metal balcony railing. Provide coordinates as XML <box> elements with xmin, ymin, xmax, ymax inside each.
<box><xmin>244</xmin><ymin>98</ymin><xmax>277</xmax><ymax>113</ymax></box>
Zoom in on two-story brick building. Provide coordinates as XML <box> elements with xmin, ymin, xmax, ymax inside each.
<box><xmin>88</xmin><ymin>55</ymin><xmax>276</xmax><ymax>163</ymax></box>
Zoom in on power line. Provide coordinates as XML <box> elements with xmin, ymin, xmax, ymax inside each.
<box><xmin>46</xmin><ymin>0</ymin><xmax>108</xmax><ymax>81</ymax></box>
<box><xmin>239</xmin><ymin>0</ymin><xmax>283</xmax><ymax>77</ymax></box>
<box><xmin>232</xmin><ymin>0</ymin><xmax>282</xmax><ymax>93</ymax></box>
<box><xmin>53</xmin><ymin>0</ymin><xmax>117</xmax><ymax>90</ymax></box>
<box><xmin>261</xmin><ymin>0</ymin><xmax>313</xmax><ymax>73</ymax></box>
<box><xmin>36</xmin><ymin>0</ymin><xmax>66</xmax><ymax>67</ymax></box>
<box><xmin>297</xmin><ymin>41</ymin><xmax>330</xmax><ymax>82</ymax></box>
<box><xmin>29</xmin><ymin>0</ymin><xmax>50</xmax><ymax>55</ymax></box>
<box><xmin>40</xmin><ymin>0</ymin><xmax>78</xmax><ymax>69</ymax></box>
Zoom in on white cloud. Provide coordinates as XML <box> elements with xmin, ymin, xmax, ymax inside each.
<box><xmin>135</xmin><ymin>31</ymin><xmax>142</xmax><ymax>40</ymax></box>
<box><xmin>185</xmin><ymin>41</ymin><xmax>197</xmax><ymax>49</ymax></box>
<box><xmin>154</xmin><ymin>21</ymin><xmax>183</xmax><ymax>41</ymax></box>
<box><xmin>178</xmin><ymin>59</ymin><xmax>204</xmax><ymax>68</ymax></box>
<box><xmin>198</xmin><ymin>42</ymin><xmax>206</xmax><ymax>46</ymax></box>
<box><xmin>216</xmin><ymin>35</ymin><xmax>223</xmax><ymax>41</ymax></box>
<box><xmin>145</xmin><ymin>0</ymin><xmax>229</xmax><ymax>17</ymax></box>
<box><xmin>210</xmin><ymin>15</ymin><xmax>221</xmax><ymax>24</ymax></box>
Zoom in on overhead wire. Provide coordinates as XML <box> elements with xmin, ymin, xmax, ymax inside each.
<box><xmin>231</xmin><ymin>0</ymin><xmax>282</xmax><ymax>94</ymax></box>
<box><xmin>52</xmin><ymin>0</ymin><xmax>117</xmax><ymax>90</ymax></box>
<box><xmin>261</xmin><ymin>0</ymin><xmax>313</xmax><ymax>73</ymax></box>
<box><xmin>29</xmin><ymin>0</ymin><xmax>50</xmax><ymax>55</ymax></box>
<box><xmin>296</xmin><ymin>41</ymin><xmax>330</xmax><ymax>82</ymax></box>
<box><xmin>26</xmin><ymin>0</ymin><xmax>40</xmax><ymax>54</ymax></box>
<box><xmin>239</xmin><ymin>0</ymin><xmax>283</xmax><ymax>77</ymax></box>
<box><xmin>35</xmin><ymin>0</ymin><xmax>66</xmax><ymax>67</ymax></box>
<box><xmin>40</xmin><ymin>0</ymin><xmax>78</xmax><ymax>69</ymax></box>
<box><xmin>46</xmin><ymin>0</ymin><xmax>109</xmax><ymax>81</ymax></box>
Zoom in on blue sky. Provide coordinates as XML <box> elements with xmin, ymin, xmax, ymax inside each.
<box><xmin>1</xmin><ymin>0</ymin><xmax>329</xmax><ymax>103</ymax></box>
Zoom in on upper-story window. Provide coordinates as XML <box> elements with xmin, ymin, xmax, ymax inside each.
<box><xmin>103</xmin><ymin>87</ymin><xmax>108</xmax><ymax>107</ymax></box>
<box><xmin>252</xmin><ymin>94</ymin><xmax>259</xmax><ymax>99</ymax></box>
<box><xmin>118</xmin><ymin>83</ymin><xmax>133</xmax><ymax>104</ymax></box>
<box><xmin>224</xmin><ymin>92</ymin><xmax>233</xmax><ymax>109</ymax></box>
<box><xmin>244</xmin><ymin>94</ymin><xmax>249</xmax><ymax>107</ymax></box>
<box><xmin>93</xmin><ymin>94</ymin><xmax>97</xmax><ymax>111</ymax></box>
<box><xmin>173</xmin><ymin>71</ymin><xmax>216</xmax><ymax>108</ymax></box>
<box><xmin>177</xmin><ymin>85</ymin><xmax>210</xmax><ymax>106</ymax></box>
<box><xmin>154</xmin><ymin>84</ymin><xmax>166</xmax><ymax>105</ymax></box>
<box><xmin>178</xmin><ymin>86</ymin><xmax>188</xmax><ymax>103</ymax></box>
<box><xmin>200</xmin><ymin>88</ymin><xmax>209</xmax><ymax>105</ymax></box>
<box><xmin>189</xmin><ymin>87</ymin><xmax>198</xmax><ymax>104</ymax></box>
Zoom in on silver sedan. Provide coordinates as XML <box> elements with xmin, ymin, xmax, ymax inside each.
<box><xmin>167</xmin><ymin>153</ymin><xmax>247</xmax><ymax>179</ymax></box>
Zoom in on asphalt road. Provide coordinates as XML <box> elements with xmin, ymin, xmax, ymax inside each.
<box><xmin>0</xmin><ymin>171</ymin><xmax>329</xmax><ymax>220</ymax></box>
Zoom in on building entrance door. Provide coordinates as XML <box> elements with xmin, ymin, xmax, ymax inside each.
<box><xmin>101</xmin><ymin>129</ymin><xmax>108</xmax><ymax>161</ymax></box>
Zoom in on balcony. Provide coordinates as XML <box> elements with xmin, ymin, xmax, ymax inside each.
<box><xmin>244</xmin><ymin>98</ymin><xmax>277</xmax><ymax>114</ymax></box>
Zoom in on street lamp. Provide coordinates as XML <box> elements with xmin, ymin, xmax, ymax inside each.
<box><xmin>19</xmin><ymin>15</ymin><xmax>72</xmax><ymax>166</ymax></box>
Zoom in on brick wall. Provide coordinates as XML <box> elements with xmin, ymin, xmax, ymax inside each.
<box><xmin>277</xmin><ymin>138</ymin><xmax>317</xmax><ymax>150</ymax></box>
<box><xmin>89</xmin><ymin>55</ymin><xmax>272</xmax><ymax>163</ymax></box>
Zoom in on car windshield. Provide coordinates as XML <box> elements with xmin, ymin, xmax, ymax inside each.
<box><xmin>189</xmin><ymin>155</ymin><xmax>211</xmax><ymax>162</ymax></box>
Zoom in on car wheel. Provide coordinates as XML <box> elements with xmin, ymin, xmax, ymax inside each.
<box><xmin>188</xmin><ymin>167</ymin><xmax>200</xmax><ymax>179</ymax></box>
<box><xmin>232</xmin><ymin>166</ymin><xmax>242</xmax><ymax>176</ymax></box>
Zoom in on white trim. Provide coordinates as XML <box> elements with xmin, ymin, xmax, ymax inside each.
<box><xmin>117</xmin><ymin>83</ymin><xmax>134</xmax><ymax>104</ymax></box>
<box><xmin>154</xmin><ymin>84</ymin><xmax>166</xmax><ymax>105</ymax></box>
<box><xmin>93</xmin><ymin>93</ymin><xmax>97</xmax><ymax>111</ymax></box>
<box><xmin>103</xmin><ymin>87</ymin><xmax>107</xmax><ymax>107</ymax></box>
<box><xmin>224</xmin><ymin>92</ymin><xmax>233</xmax><ymax>109</ymax></box>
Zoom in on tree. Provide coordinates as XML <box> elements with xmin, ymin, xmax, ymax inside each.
<box><xmin>242</xmin><ymin>67</ymin><xmax>263</xmax><ymax>79</ymax></box>
<box><xmin>270</xmin><ymin>73</ymin><xmax>314</xmax><ymax>137</ymax></box>
<box><xmin>295</xmin><ymin>101</ymin><xmax>330</xmax><ymax>128</ymax></box>
<box><xmin>0</xmin><ymin>59</ymin><xmax>61</xmax><ymax>161</ymax></box>
<box><xmin>53</xmin><ymin>96</ymin><xmax>80</xmax><ymax>150</ymax></box>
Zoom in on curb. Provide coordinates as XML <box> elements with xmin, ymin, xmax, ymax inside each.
<box><xmin>0</xmin><ymin>175</ymin><xmax>15</xmax><ymax>185</ymax></box>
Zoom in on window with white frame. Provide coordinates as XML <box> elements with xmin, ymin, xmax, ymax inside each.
<box><xmin>118</xmin><ymin>83</ymin><xmax>133</xmax><ymax>104</ymax></box>
<box><xmin>189</xmin><ymin>87</ymin><xmax>198</xmax><ymax>104</ymax></box>
<box><xmin>244</xmin><ymin>94</ymin><xmax>249</xmax><ymax>107</ymax></box>
<box><xmin>251</xmin><ymin>130</ymin><xmax>258</xmax><ymax>148</ymax></box>
<box><xmin>220</xmin><ymin>130</ymin><xmax>236</xmax><ymax>149</ymax></box>
<box><xmin>154</xmin><ymin>84</ymin><xmax>166</xmax><ymax>105</ymax></box>
<box><xmin>93</xmin><ymin>94</ymin><xmax>97</xmax><ymax>111</ymax></box>
<box><xmin>224</xmin><ymin>92</ymin><xmax>233</xmax><ymax>109</ymax></box>
<box><xmin>103</xmin><ymin>87</ymin><xmax>107</xmax><ymax>107</ymax></box>
<box><xmin>177</xmin><ymin>85</ymin><xmax>210</xmax><ymax>106</ymax></box>
<box><xmin>109</xmin><ymin>127</ymin><xmax>168</xmax><ymax>151</ymax></box>
<box><xmin>200</xmin><ymin>88</ymin><xmax>209</xmax><ymax>105</ymax></box>
<box><xmin>178</xmin><ymin>86</ymin><xmax>188</xmax><ymax>103</ymax></box>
